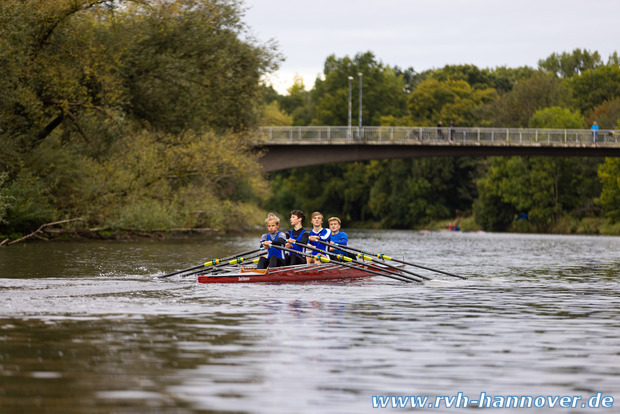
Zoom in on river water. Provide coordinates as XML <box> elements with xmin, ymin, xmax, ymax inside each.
<box><xmin>0</xmin><ymin>230</ymin><xmax>619</xmax><ymax>413</ymax></box>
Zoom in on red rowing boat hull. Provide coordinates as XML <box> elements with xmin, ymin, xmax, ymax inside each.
<box><xmin>197</xmin><ymin>263</ymin><xmax>378</xmax><ymax>284</ymax></box>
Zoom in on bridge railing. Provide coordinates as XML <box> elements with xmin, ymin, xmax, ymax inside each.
<box><xmin>257</xmin><ymin>126</ymin><xmax>619</xmax><ymax>146</ymax></box>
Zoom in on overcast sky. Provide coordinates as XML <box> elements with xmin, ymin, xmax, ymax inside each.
<box><xmin>243</xmin><ymin>0</ymin><xmax>620</xmax><ymax>94</ymax></box>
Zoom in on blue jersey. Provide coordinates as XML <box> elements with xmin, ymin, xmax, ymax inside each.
<box><xmin>260</xmin><ymin>231</ymin><xmax>286</xmax><ymax>260</ymax></box>
<box><xmin>286</xmin><ymin>228</ymin><xmax>307</xmax><ymax>257</ymax></box>
<box><xmin>329</xmin><ymin>232</ymin><xmax>348</xmax><ymax>256</ymax></box>
<box><xmin>309</xmin><ymin>228</ymin><xmax>330</xmax><ymax>256</ymax></box>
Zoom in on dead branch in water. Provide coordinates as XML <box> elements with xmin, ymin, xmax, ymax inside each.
<box><xmin>5</xmin><ymin>218</ymin><xmax>85</xmax><ymax>246</ymax></box>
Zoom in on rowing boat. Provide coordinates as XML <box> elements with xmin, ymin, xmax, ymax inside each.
<box><xmin>197</xmin><ymin>262</ymin><xmax>394</xmax><ymax>284</ymax></box>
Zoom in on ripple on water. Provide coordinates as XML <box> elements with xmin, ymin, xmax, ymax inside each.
<box><xmin>0</xmin><ymin>232</ymin><xmax>619</xmax><ymax>413</ymax></box>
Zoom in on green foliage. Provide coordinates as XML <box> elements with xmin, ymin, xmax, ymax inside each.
<box><xmin>597</xmin><ymin>158</ymin><xmax>620</xmax><ymax>222</ymax></box>
<box><xmin>118</xmin><ymin>0</ymin><xmax>280</xmax><ymax>132</ymax></box>
<box><xmin>487</xmin><ymin>72</ymin><xmax>573</xmax><ymax>127</ymax></box>
<box><xmin>261</xmin><ymin>101</ymin><xmax>293</xmax><ymax>126</ymax></box>
<box><xmin>0</xmin><ymin>0</ymin><xmax>278</xmax><ymax>235</ymax></box>
<box><xmin>428</xmin><ymin>64</ymin><xmax>523</xmax><ymax>92</ymax></box>
<box><xmin>474</xmin><ymin>157</ymin><xmax>603</xmax><ymax>232</ymax></box>
<box><xmin>2</xmin><ymin>169</ymin><xmax>57</xmax><ymax>232</ymax></box>
<box><xmin>265</xmin><ymin>158</ymin><xmax>477</xmax><ymax>229</ymax></box>
<box><xmin>528</xmin><ymin>107</ymin><xmax>585</xmax><ymax>129</ymax></box>
<box><xmin>311</xmin><ymin>52</ymin><xmax>408</xmax><ymax>125</ymax></box>
<box><xmin>587</xmin><ymin>98</ymin><xmax>620</xmax><ymax>129</ymax></box>
<box><xmin>89</xmin><ymin>129</ymin><xmax>268</xmax><ymax>230</ymax></box>
<box><xmin>538</xmin><ymin>49</ymin><xmax>602</xmax><ymax>78</ymax></box>
<box><xmin>408</xmin><ymin>78</ymin><xmax>497</xmax><ymax>126</ymax></box>
<box><xmin>571</xmin><ymin>64</ymin><xmax>620</xmax><ymax>113</ymax></box>
<box><xmin>0</xmin><ymin>173</ymin><xmax>13</xmax><ymax>224</ymax></box>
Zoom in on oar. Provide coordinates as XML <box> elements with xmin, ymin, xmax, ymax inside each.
<box><xmin>314</xmin><ymin>239</ymin><xmax>432</xmax><ymax>281</ymax></box>
<box><xmin>157</xmin><ymin>248</ymin><xmax>263</xmax><ymax>278</ymax></box>
<box><xmin>269</xmin><ymin>244</ymin><xmax>416</xmax><ymax>283</ymax></box>
<box><xmin>291</xmin><ymin>241</ymin><xmax>424</xmax><ymax>283</ymax></box>
<box><xmin>318</xmin><ymin>241</ymin><xmax>467</xmax><ymax>280</ymax></box>
<box><xmin>179</xmin><ymin>252</ymin><xmax>266</xmax><ymax>278</ymax></box>
<box><xmin>209</xmin><ymin>257</ymin><xmax>263</xmax><ymax>274</ymax></box>
<box><xmin>280</xmin><ymin>242</ymin><xmax>422</xmax><ymax>282</ymax></box>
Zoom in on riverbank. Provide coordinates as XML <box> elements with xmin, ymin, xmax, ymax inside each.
<box><xmin>429</xmin><ymin>216</ymin><xmax>620</xmax><ymax>235</ymax></box>
<box><xmin>2</xmin><ymin>215</ymin><xmax>620</xmax><ymax>247</ymax></box>
<box><xmin>0</xmin><ymin>223</ymin><xmax>223</xmax><ymax>246</ymax></box>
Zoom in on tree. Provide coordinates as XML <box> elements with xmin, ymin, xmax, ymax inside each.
<box><xmin>119</xmin><ymin>0</ymin><xmax>280</xmax><ymax>132</ymax></box>
<box><xmin>0</xmin><ymin>0</ymin><xmax>279</xmax><ymax>156</ymax></box>
<box><xmin>474</xmin><ymin>157</ymin><xmax>521</xmax><ymax>231</ymax></box>
<box><xmin>0</xmin><ymin>173</ymin><xmax>13</xmax><ymax>225</ymax></box>
<box><xmin>538</xmin><ymin>49</ymin><xmax>602</xmax><ymax>78</ymax></box>
<box><xmin>279</xmin><ymin>76</ymin><xmax>315</xmax><ymax>126</ymax></box>
<box><xmin>311</xmin><ymin>52</ymin><xmax>408</xmax><ymax>125</ymax></box>
<box><xmin>428</xmin><ymin>64</ymin><xmax>501</xmax><ymax>90</ymax></box>
<box><xmin>571</xmin><ymin>64</ymin><xmax>620</xmax><ymax>113</ymax></box>
<box><xmin>260</xmin><ymin>101</ymin><xmax>293</xmax><ymax>126</ymax></box>
<box><xmin>488</xmin><ymin>72</ymin><xmax>573</xmax><ymax>127</ymax></box>
<box><xmin>474</xmin><ymin>155</ymin><xmax>603</xmax><ymax>232</ymax></box>
<box><xmin>0</xmin><ymin>0</ymin><xmax>280</xmax><ymax>234</ymax></box>
<box><xmin>528</xmin><ymin>107</ymin><xmax>585</xmax><ymax>129</ymax></box>
<box><xmin>597</xmin><ymin>158</ymin><xmax>620</xmax><ymax>222</ymax></box>
<box><xmin>365</xmin><ymin>158</ymin><xmax>477</xmax><ymax>228</ymax></box>
<box><xmin>587</xmin><ymin>98</ymin><xmax>620</xmax><ymax>129</ymax></box>
<box><xmin>407</xmin><ymin>78</ymin><xmax>497</xmax><ymax>126</ymax></box>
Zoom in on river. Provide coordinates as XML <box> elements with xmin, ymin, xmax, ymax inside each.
<box><xmin>0</xmin><ymin>230</ymin><xmax>619</xmax><ymax>413</ymax></box>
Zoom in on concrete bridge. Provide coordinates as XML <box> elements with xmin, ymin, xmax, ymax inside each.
<box><xmin>255</xmin><ymin>126</ymin><xmax>620</xmax><ymax>172</ymax></box>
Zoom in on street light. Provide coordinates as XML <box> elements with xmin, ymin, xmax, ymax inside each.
<box><xmin>347</xmin><ymin>76</ymin><xmax>353</xmax><ymax>138</ymax></box>
<box><xmin>358</xmin><ymin>72</ymin><xmax>363</xmax><ymax>128</ymax></box>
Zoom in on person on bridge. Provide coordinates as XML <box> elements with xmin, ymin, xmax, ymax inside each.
<box><xmin>437</xmin><ymin>120</ymin><xmax>444</xmax><ymax>139</ymax></box>
<box><xmin>307</xmin><ymin>211</ymin><xmax>331</xmax><ymax>263</ymax></box>
<box><xmin>591</xmin><ymin>121</ymin><xmax>599</xmax><ymax>144</ymax></box>
<box><xmin>285</xmin><ymin>209</ymin><xmax>309</xmax><ymax>266</ymax></box>
<box><xmin>257</xmin><ymin>213</ymin><xmax>287</xmax><ymax>269</ymax></box>
<box><xmin>449</xmin><ymin>120</ymin><xmax>455</xmax><ymax>143</ymax></box>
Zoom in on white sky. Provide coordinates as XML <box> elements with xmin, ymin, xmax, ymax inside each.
<box><xmin>242</xmin><ymin>0</ymin><xmax>620</xmax><ymax>94</ymax></box>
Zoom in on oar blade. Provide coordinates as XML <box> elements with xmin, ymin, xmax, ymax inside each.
<box><xmin>313</xmin><ymin>239</ymin><xmax>467</xmax><ymax>280</ymax></box>
<box><xmin>158</xmin><ymin>248</ymin><xmax>264</xmax><ymax>279</ymax></box>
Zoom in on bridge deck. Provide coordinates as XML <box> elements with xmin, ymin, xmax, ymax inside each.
<box><xmin>255</xmin><ymin>126</ymin><xmax>619</xmax><ymax>171</ymax></box>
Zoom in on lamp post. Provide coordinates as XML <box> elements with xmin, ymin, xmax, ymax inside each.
<box><xmin>358</xmin><ymin>72</ymin><xmax>363</xmax><ymax>129</ymax></box>
<box><xmin>347</xmin><ymin>76</ymin><xmax>353</xmax><ymax>139</ymax></box>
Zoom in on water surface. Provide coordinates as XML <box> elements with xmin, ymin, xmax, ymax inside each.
<box><xmin>1</xmin><ymin>231</ymin><xmax>619</xmax><ymax>413</ymax></box>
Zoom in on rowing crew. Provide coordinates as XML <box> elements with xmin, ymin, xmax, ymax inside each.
<box><xmin>257</xmin><ymin>210</ymin><xmax>349</xmax><ymax>269</ymax></box>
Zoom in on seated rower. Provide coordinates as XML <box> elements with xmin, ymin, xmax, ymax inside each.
<box><xmin>285</xmin><ymin>209</ymin><xmax>308</xmax><ymax>266</ymax></box>
<box><xmin>327</xmin><ymin>216</ymin><xmax>349</xmax><ymax>260</ymax></box>
<box><xmin>257</xmin><ymin>213</ymin><xmax>286</xmax><ymax>269</ymax></box>
<box><xmin>307</xmin><ymin>211</ymin><xmax>330</xmax><ymax>263</ymax></box>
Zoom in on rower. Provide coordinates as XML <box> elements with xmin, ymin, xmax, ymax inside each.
<box><xmin>257</xmin><ymin>213</ymin><xmax>286</xmax><ymax>269</ymax></box>
<box><xmin>326</xmin><ymin>217</ymin><xmax>350</xmax><ymax>261</ymax></box>
<box><xmin>307</xmin><ymin>211</ymin><xmax>330</xmax><ymax>263</ymax></box>
<box><xmin>285</xmin><ymin>209</ymin><xmax>308</xmax><ymax>266</ymax></box>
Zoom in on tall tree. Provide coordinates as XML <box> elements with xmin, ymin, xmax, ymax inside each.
<box><xmin>528</xmin><ymin>107</ymin><xmax>585</xmax><ymax>129</ymax></box>
<box><xmin>597</xmin><ymin>158</ymin><xmax>620</xmax><ymax>222</ymax></box>
<box><xmin>311</xmin><ymin>52</ymin><xmax>408</xmax><ymax>125</ymax></box>
<box><xmin>571</xmin><ymin>64</ymin><xmax>620</xmax><ymax>113</ymax></box>
<box><xmin>538</xmin><ymin>49</ymin><xmax>602</xmax><ymax>78</ymax></box>
<box><xmin>487</xmin><ymin>72</ymin><xmax>573</xmax><ymax>127</ymax></box>
<box><xmin>0</xmin><ymin>0</ymin><xmax>279</xmax><ymax>234</ymax></box>
<box><xmin>407</xmin><ymin>78</ymin><xmax>497</xmax><ymax>126</ymax></box>
<box><xmin>587</xmin><ymin>98</ymin><xmax>620</xmax><ymax>129</ymax></box>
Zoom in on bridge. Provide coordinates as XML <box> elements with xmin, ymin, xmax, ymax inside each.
<box><xmin>255</xmin><ymin>126</ymin><xmax>620</xmax><ymax>172</ymax></box>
